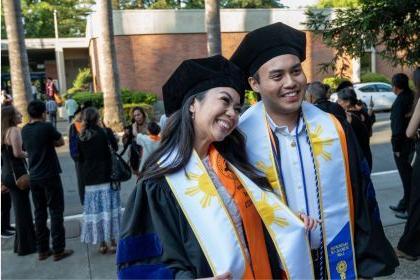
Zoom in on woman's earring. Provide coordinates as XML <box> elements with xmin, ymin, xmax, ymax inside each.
<box><xmin>191</xmin><ymin>112</ymin><xmax>195</xmax><ymax>120</ymax></box>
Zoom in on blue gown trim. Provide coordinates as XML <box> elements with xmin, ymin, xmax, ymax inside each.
<box><xmin>117</xmin><ymin>233</ymin><xmax>163</xmax><ymax>264</ymax></box>
<box><xmin>118</xmin><ymin>264</ymin><xmax>173</xmax><ymax>279</ymax></box>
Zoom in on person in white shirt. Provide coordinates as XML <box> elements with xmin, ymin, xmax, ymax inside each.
<box><xmin>136</xmin><ymin>121</ymin><xmax>161</xmax><ymax>172</ymax></box>
<box><xmin>64</xmin><ymin>97</ymin><xmax>79</xmax><ymax>123</ymax></box>
<box><xmin>45</xmin><ymin>99</ymin><xmax>58</xmax><ymax>128</ymax></box>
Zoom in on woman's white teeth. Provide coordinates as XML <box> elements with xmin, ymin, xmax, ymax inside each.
<box><xmin>217</xmin><ymin>120</ymin><xmax>230</xmax><ymax>129</ymax></box>
<box><xmin>284</xmin><ymin>91</ymin><xmax>297</xmax><ymax>97</ymax></box>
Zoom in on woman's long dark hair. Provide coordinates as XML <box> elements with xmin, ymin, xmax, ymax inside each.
<box><xmin>1</xmin><ymin>105</ymin><xmax>17</xmax><ymax>145</ymax></box>
<box><xmin>81</xmin><ymin>107</ymin><xmax>99</xmax><ymax>129</ymax></box>
<box><xmin>140</xmin><ymin>91</ymin><xmax>272</xmax><ymax>191</ymax></box>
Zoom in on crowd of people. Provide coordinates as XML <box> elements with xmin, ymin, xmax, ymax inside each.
<box><xmin>1</xmin><ymin>21</ymin><xmax>419</xmax><ymax>279</ymax></box>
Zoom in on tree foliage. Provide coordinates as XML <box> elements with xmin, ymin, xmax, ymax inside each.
<box><xmin>306</xmin><ymin>0</ymin><xmax>420</xmax><ymax>72</ymax></box>
<box><xmin>316</xmin><ymin>0</ymin><xmax>360</xmax><ymax>8</ymax></box>
<box><xmin>2</xmin><ymin>0</ymin><xmax>94</xmax><ymax>39</ymax></box>
<box><xmin>1</xmin><ymin>0</ymin><xmax>285</xmax><ymax>39</ymax></box>
<box><xmin>113</xmin><ymin>0</ymin><xmax>283</xmax><ymax>9</ymax></box>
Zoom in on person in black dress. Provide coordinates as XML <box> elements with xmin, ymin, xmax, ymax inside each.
<box><xmin>1</xmin><ymin>105</ymin><xmax>36</xmax><ymax>255</ymax></box>
<box><xmin>389</xmin><ymin>73</ymin><xmax>415</xmax><ymax>216</ymax></box>
<box><xmin>337</xmin><ymin>88</ymin><xmax>373</xmax><ymax>170</ymax></box>
<box><xmin>396</xmin><ymin>67</ymin><xmax>420</xmax><ymax>260</ymax></box>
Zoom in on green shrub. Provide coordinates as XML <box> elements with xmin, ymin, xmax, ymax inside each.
<box><xmin>71</xmin><ymin>90</ymin><xmax>158</xmax><ymax>109</ymax></box>
<box><xmin>361</xmin><ymin>72</ymin><xmax>390</xmax><ymax>83</ymax></box>
<box><xmin>67</xmin><ymin>68</ymin><xmax>92</xmax><ymax>95</ymax></box>
<box><xmin>322</xmin><ymin>76</ymin><xmax>351</xmax><ymax>92</ymax></box>
<box><xmin>120</xmin><ymin>88</ymin><xmax>158</xmax><ymax>104</ymax></box>
<box><xmin>245</xmin><ymin>90</ymin><xmax>259</xmax><ymax>106</ymax></box>
<box><xmin>72</xmin><ymin>92</ymin><xmax>103</xmax><ymax>108</ymax></box>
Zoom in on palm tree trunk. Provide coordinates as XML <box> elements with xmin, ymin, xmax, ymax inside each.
<box><xmin>205</xmin><ymin>0</ymin><xmax>222</xmax><ymax>56</ymax></box>
<box><xmin>97</xmin><ymin>0</ymin><xmax>124</xmax><ymax>131</ymax></box>
<box><xmin>3</xmin><ymin>0</ymin><xmax>32</xmax><ymax>123</ymax></box>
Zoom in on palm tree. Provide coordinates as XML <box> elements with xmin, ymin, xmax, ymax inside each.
<box><xmin>97</xmin><ymin>0</ymin><xmax>124</xmax><ymax>131</ymax></box>
<box><xmin>3</xmin><ymin>0</ymin><xmax>32</xmax><ymax>123</ymax></box>
<box><xmin>205</xmin><ymin>0</ymin><xmax>222</xmax><ymax>56</ymax></box>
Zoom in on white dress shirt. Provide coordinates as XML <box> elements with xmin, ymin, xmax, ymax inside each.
<box><xmin>267</xmin><ymin>113</ymin><xmax>322</xmax><ymax>249</ymax></box>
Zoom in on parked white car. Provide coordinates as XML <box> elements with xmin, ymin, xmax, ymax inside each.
<box><xmin>330</xmin><ymin>82</ymin><xmax>396</xmax><ymax>111</ymax></box>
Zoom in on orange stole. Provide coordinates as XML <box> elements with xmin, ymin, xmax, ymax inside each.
<box><xmin>148</xmin><ymin>134</ymin><xmax>160</xmax><ymax>142</ymax></box>
<box><xmin>208</xmin><ymin>146</ymin><xmax>272</xmax><ymax>279</ymax></box>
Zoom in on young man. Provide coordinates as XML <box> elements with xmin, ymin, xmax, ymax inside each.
<box><xmin>306</xmin><ymin>81</ymin><xmax>346</xmax><ymax>122</ymax></box>
<box><xmin>64</xmin><ymin>96</ymin><xmax>79</xmax><ymax>123</ymax></box>
<box><xmin>389</xmin><ymin>73</ymin><xmax>414</xmax><ymax>219</ymax></box>
<box><xmin>46</xmin><ymin>98</ymin><xmax>58</xmax><ymax>128</ymax></box>
<box><xmin>22</xmin><ymin>100</ymin><xmax>73</xmax><ymax>261</ymax></box>
<box><xmin>231</xmin><ymin>22</ymin><xmax>398</xmax><ymax>278</ymax></box>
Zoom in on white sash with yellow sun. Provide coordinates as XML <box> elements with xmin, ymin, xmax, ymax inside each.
<box><xmin>239</xmin><ymin>101</ymin><xmax>357</xmax><ymax>279</ymax></box>
<box><xmin>163</xmin><ymin>150</ymin><xmax>247</xmax><ymax>278</ymax></box>
<box><xmin>228</xmin><ymin>163</ymin><xmax>315</xmax><ymax>279</ymax></box>
<box><xmin>162</xmin><ymin>150</ymin><xmax>313</xmax><ymax>279</ymax></box>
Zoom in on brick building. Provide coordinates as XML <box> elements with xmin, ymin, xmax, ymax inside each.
<box><xmin>87</xmin><ymin>8</ymin><xmax>413</xmax><ymax>98</ymax></box>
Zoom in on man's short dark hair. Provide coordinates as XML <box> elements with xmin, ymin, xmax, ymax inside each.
<box><xmin>27</xmin><ymin>100</ymin><xmax>46</xmax><ymax>118</ymax></box>
<box><xmin>392</xmin><ymin>73</ymin><xmax>409</xmax><ymax>90</ymax></box>
<box><xmin>147</xmin><ymin>121</ymin><xmax>161</xmax><ymax>136</ymax></box>
<box><xmin>336</xmin><ymin>80</ymin><xmax>353</xmax><ymax>92</ymax></box>
<box><xmin>306</xmin><ymin>81</ymin><xmax>327</xmax><ymax>101</ymax></box>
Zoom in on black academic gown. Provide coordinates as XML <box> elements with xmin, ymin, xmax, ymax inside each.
<box><xmin>117</xmin><ymin>176</ymin><xmax>282</xmax><ymax>279</ymax></box>
<box><xmin>340</xmin><ymin>119</ymin><xmax>399</xmax><ymax>277</ymax></box>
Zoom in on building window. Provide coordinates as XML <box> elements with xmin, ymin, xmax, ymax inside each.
<box><xmin>361</xmin><ymin>51</ymin><xmax>372</xmax><ymax>74</ymax></box>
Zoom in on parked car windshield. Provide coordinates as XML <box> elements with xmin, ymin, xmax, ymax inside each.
<box><xmin>376</xmin><ymin>84</ymin><xmax>392</xmax><ymax>92</ymax></box>
<box><xmin>358</xmin><ymin>85</ymin><xmax>377</xmax><ymax>92</ymax></box>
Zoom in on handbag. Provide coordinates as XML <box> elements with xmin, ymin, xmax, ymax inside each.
<box><xmin>104</xmin><ymin>129</ymin><xmax>132</xmax><ymax>184</ymax></box>
<box><xmin>6</xmin><ymin>146</ymin><xmax>30</xmax><ymax>190</ymax></box>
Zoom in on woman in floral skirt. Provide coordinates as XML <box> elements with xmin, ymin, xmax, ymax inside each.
<box><xmin>78</xmin><ymin>107</ymin><xmax>120</xmax><ymax>253</ymax></box>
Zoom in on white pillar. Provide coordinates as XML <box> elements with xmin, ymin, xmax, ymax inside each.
<box><xmin>370</xmin><ymin>46</ymin><xmax>376</xmax><ymax>73</ymax></box>
<box><xmin>53</xmin><ymin>9</ymin><xmax>66</xmax><ymax>94</ymax></box>
<box><xmin>55</xmin><ymin>45</ymin><xmax>67</xmax><ymax>94</ymax></box>
<box><xmin>352</xmin><ymin>57</ymin><xmax>361</xmax><ymax>83</ymax></box>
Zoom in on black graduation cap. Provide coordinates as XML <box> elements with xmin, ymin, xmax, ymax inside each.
<box><xmin>230</xmin><ymin>22</ymin><xmax>306</xmax><ymax>76</ymax></box>
<box><xmin>162</xmin><ymin>55</ymin><xmax>246</xmax><ymax>116</ymax></box>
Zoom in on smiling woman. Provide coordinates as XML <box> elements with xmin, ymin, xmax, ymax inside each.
<box><xmin>117</xmin><ymin>55</ymin><xmax>286</xmax><ymax>280</ymax></box>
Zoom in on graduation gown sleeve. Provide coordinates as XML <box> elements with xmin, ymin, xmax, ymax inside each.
<box><xmin>342</xmin><ymin>121</ymin><xmax>399</xmax><ymax>278</ymax></box>
<box><xmin>117</xmin><ymin>177</ymin><xmax>212</xmax><ymax>279</ymax></box>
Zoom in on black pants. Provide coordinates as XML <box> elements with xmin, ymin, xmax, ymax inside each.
<box><xmin>398</xmin><ymin>143</ymin><xmax>420</xmax><ymax>256</ymax></box>
<box><xmin>394</xmin><ymin>143</ymin><xmax>413</xmax><ymax>210</ymax></box>
<box><xmin>48</xmin><ymin>112</ymin><xmax>57</xmax><ymax>128</ymax></box>
<box><xmin>30</xmin><ymin>175</ymin><xmax>65</xmax><ymax>254</ymax></box>
<box><xmin>1</xmin><ymin>190</ymin><xmax>12</xmax><ymax>230</ymax></box>
<box><xmin>3</xmin><ymin>174</ymin><xmax>36</xmax><ymax>255</ymax></box>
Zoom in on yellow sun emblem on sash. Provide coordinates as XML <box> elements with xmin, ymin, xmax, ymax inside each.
<box><xmin>184</xmin><ymin>168</ymin><xmax>217</xmax><ymax>208</ymax></box>
<box><xmin>255</xmin><ymin>193</ymin><xmax>288</xmax><ymax>228</ymax></box>
<box><xmin>308</xmin><ymin>124</ymin><xmax>334</xmax><ymax>161</ymax></box>
<box><xmin>256</xmin><ymin>161</ymin><xmax>280</xmax><ymax>191</ymax></box>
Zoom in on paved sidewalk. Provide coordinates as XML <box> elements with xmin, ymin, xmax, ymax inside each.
<box><xmin>2</xmin><ymin>119</ymin><xmax>418</xmax><ymax>279</ymax></box>
<box><xmin>2</xmin><ymin>173</ymin><xmax>419</xmax><ymax>279</ymax></box>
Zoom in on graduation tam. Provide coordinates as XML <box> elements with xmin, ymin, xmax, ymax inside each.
<box><xmin>162</xmin><ymin>55</ymin><xmax>247</xmax><ymax>116</ymax></box>
<box><xmin>230</xmin><ymin>22</ymin><xmax>306</xmax><ymax>76</ymax></box>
